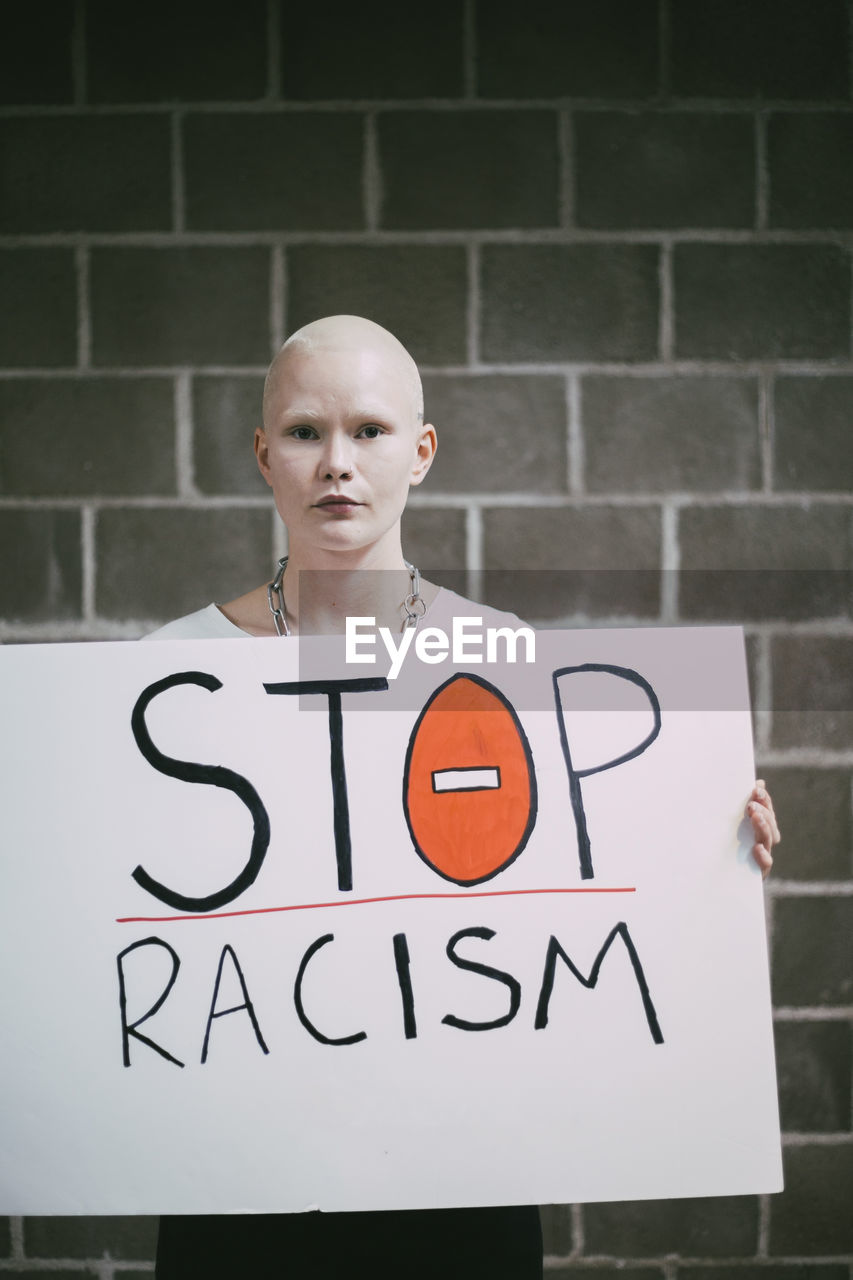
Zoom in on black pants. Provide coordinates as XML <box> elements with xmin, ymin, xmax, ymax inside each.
<box><xmin>156</xmin><ymin>1205</ymin><xmax>543</xmax><ymax>1278</ymax></box>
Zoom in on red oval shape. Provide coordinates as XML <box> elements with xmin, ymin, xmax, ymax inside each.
<box><xmin>403</xmin><ymin>673</ymin><xmax>537</xmax><ymax>885</ymax></box>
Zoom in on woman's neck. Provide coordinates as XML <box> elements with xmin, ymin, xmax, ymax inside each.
<box><xmin>218</xmin><ymin>544</ymin><xmax>438</xmax><ymax>637</ymax></box>
<box><xmin>282</xmin><ymin>561</ymin><xmax>423</xmax><ymax>635</ymax></box>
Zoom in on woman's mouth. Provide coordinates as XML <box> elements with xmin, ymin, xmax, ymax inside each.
<box><xmin>315</xmin><ymin>496</ymin><xmax>362</xmax><ymax>515</ymax></box>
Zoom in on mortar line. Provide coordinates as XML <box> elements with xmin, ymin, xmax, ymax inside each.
<box><xmin>81</xmin><ymin>504</ymin><xmax>96</xmax><ymax>624</ymax></box>
<box><xmin>271</xmin><ymin>243</ymin><xmax>285</xmax><ymax>351</ymax></box>
<box><xmin>174</xmin><ymin>371</ymin><xmax>195</xmax><ymax>498</ymax></box>
<box><xmin>75</xmin><ymin>243</ymin><xmax>91</xmax><ymax>369</ymax></box>
<box><xmin>3</xmin><ymin>360</ymin><xmax>853</xmax><ymax>379</ymax></box>
<box><xmin>467</xmin><ymin>503</ymin><xmax>483</xmax><ymax>602</ymax></box>
<box><xmin>566</xmin><ymin>373</ymin><xmax>583</xmax><ymax>496</ymax></box>
<box><xmin>2</xmin><ymin>228</ymin><xmax>852</xmax><ymax>248</ymax></box>
<box><xmin>2</xmin><ymin>97</ymin><xmax>853</xmax><ymax>117</ymax></box>
<box><xmin>660</xmin><ymin>500</ymin><xmax>680</xmax><ymax>622</ymax></box>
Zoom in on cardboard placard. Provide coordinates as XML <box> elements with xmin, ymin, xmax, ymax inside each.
<box><xmin>0</xmin><ymin>626</ymin><xmax>781</xmax><ymax>1213</ymax></box>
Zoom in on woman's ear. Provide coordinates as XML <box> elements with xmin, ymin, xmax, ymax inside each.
<box><xmin>254</xmin><ymin>426</ymin><xmax>273</xmax><ymax>486</ymax></box>
<box><xmin>410</xmin><ymin>422</ymin><xmax>437</xmax><ymax>486</ymax></box>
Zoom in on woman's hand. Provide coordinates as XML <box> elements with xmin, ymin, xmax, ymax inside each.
<box><xmin>747</xmin><ymin>779</ymin><xmax>780</xmax><ymax>879</ymax></box>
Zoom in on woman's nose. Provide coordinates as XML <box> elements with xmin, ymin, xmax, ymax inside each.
<box><xmin>319</xmin><ymin>433</ymin><xmax>353</xmax><ymax>480</ymax></box>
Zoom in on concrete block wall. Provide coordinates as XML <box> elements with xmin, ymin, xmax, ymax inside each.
<box><xmin>0</xmin><ymin>0</ymin><xmax>851</xmax><ymax>1274</ymax></box>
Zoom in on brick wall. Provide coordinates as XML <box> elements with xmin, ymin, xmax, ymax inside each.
<box><xmin>1</xmin><ymin>0</ymin><xmax>851</xmax><ymax>1275</ymax></box>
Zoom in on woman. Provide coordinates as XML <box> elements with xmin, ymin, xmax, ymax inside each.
<box><xmin>151</xmin><ymin>314</ymin><xmax>779</xmax><ymax>1278</ymax></box>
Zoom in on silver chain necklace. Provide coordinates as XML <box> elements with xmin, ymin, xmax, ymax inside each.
<box><xmin>267</xmin><ymin>558</ymin><xmax>426</xmax><ymax>637</ymax></box>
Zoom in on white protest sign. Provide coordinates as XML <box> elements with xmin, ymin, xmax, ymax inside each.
<box><xmin>0</xmin><ymin>627</ymin><xmax>781</xmax><ymax>1214</ymax></box>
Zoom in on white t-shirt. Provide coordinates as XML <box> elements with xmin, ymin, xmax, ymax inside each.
<box><xmin>143</xmin><ymin>587</ymin><xmax>528</xmax><ymax>641</ymax></box>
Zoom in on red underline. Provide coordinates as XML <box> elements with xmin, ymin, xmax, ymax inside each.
<box><xmin>116</xmin><ymin>886</ymin><xmax>636</xmax><ymax>924</ymax></box>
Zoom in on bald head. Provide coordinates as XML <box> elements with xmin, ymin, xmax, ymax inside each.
<box><xmin>262</xmin><ymin>315</ymin><xmax>423</xmax><ymax>429</ymax></box>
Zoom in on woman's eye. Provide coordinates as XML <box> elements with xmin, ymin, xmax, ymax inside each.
<box><xmin>290</xmin><ymin>426</ymin><xmax>317</xmax><ymax>440</ymax></box>
<box><xmin>359</xmin><ymin>424</ymin><xmax>383</xmax><ymax>439</ymax></box>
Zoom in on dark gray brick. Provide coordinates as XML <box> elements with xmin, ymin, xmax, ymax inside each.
<box><xmin>0</xmin><ymin>116</ymin><xmax>171</xmax><ymax>233</ymax></box>
<box><xmin>90</xmin><ymin>248</ymin><xmax>270</xmax><ymax>367</ymax></box>
<box><xmin>772</xmin><ymin>898</ymin><xmax>853</xmax><ymax>1006</ymax></box>
<box><xmin>769</xmin><ymin>114</ymin><xmax>853</xmax><ymax>229</ymax></box>
<box><xmin>678</xmin><ymin>505</ymin><xmax>851</xmax><ymax>622</ymax></box>
<box><xmin>583</xmin><ymin>376</ymin><xmax>760</xmax><ymax>493</ymax></box>
<box><xmin>775</xmin><ymin>1021</ymin><xmax>852</xmax><ymax>1132</ymax></box>
<box><xmin>576</xmin><ymin>112</ymin><xmax>754</xmax><ymax>229</ymax></box>
<box><xmin>422</xmin><ymin>374</ymin><xmax>567</xmax><ymax>494</ymax></box>
<box><xmin>674</xmin><ymin>245</ymin><xmax>850</xmax><ymax>360</ymax></box>
<box><xmin>769</xmin><ymin>1145</ymin><xmax>853</xmax><ymax>1254</ymax></box>
<box><xmin>0</xmin><ymin>509</ymin><xmax>82</xmax><ymax>621</ymax></box>
<box><xmin>583</xmin><ymin>1194</ymin><xmax>758</xmax><ymax>1257</ymax></box>
<box><xmin>481</xmin><ymin>245</ymin><xmax>659</xmax><ymax>362</ymax></box>
<box><xmin>0</xmin><ymin>1215</ymin><xmax>8</xmax><ymax>1254</ymax></box>
<box><xmin>687</xmin><ymin>1267</ymin><xmax>848</xmax><ymax>1279</ymax></box>
<box><xmin>379</xmin><ymin>111</ymin><xmax>558</xmax><ymax>230</ymax></box>
<box><xmin>539</xmin><ymin>1203</ymin><xmax>572</xmax><ymax>1257</ymax></box>
<box><xmin>774</xmin><ymin>377</ymin><xmax>853</xmax><ymax>493</ymax></box>
<box><xmin>281</xmin><ymin>0</ymin><xmax>464</xmax><ymax>98</ymax></box>
<box><xmin>477</xmin><ymin>0</ymin><xmax>659</xmax><ymax>98</ymax></box>
<box><xmin>0</xmin><ymin>248</ymin><xmax>76</xmax><ymax>367</ymax></box>
<box><xmin>97</xmin><ymin>507</ymin><xmax>272</xmax><ymax>623</ymax></box>
<box><xmin>184</xmin><ymin>113</ymin><xmax>364</xmax><ymax>232</ymax></box>
<box><xmin>0</xmin><ymin>0</ymin><xmax>74</xmax><ymax>103</ymax></box>
<box><xmin>0</xmin><ymin>378</ymin><xmax>175</xmax><ymax>496</ymax></box>
<box><xmin>286</xmin><ymin>245</ymin><xmax>468</xmax><ymax>365</ymax></box>
<box><xmin>87</xmin><ymin>0</ymin><xmax>267</xmax><ymax>102</ymax></box>
<box><xmin>771</xmin><ymin>636</ymin><xmax>853</xmax><ymax>750</ymax></box>
<box><xmin>760</xmin><ymin>767</ymin><xmax>851</xmax><ymax>880</ymax></box>
<box><xmin>482</xmin><ymin>505</ymin><xmax>661</xmax><ymax>621</ymax></box>
<box><xmin>24</xmin><ymin>1214</ymin><xmax>157</xmax><ymax>1260</ymax></box>
<box><xmin>401</xmin><ymin>506</ymin><xmax>467</xmax><ymax>597</ymax></box>
<box><xmin>670</xmin><ymin>0</ymin><xmax>850</xmax><ymax>99</ymax></box>
<box><xmin>193</xmin><ymin>375</ymin><xmax>268</xmax><ymax>496</ymax></box>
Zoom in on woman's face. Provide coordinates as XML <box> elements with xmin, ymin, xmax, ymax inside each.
<box><xmin>255</xmin><ymin>344</ymin><xmax>436</xmax><ymax>566</ymax></box>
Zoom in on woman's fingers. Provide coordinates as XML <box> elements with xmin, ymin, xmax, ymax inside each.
<box><xmin>748</xmin><ymin>780</ymin><xmax>780</xmax><ymax>880</ymax></box>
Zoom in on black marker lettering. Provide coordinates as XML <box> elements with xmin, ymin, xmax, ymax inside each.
<box><xmin>264</xmin><ymin>677</ymin><xmax>388</xmax><ymax>892</ymax></box>
<box><xmin>201</xmin><ymin>944</ymin><xmax>269</xmax><ymax>1063</ymax></box>
<box><xmin>534</xmin><ymin>921</ymin><xmax>664</xmax><ymax>1043</ymax></box>
<box><xmin>392</xmin><ymin>932</ymin><xmax>417</xmax><ymax>1040</ymax></box>
<box><xmin>130</xmin><ymin>672</ymin><xmax>271</xmax><ymax>912</ymax></box>
<box><xmin>442</xmin><ymin>926</ymin><xmax>521</xmax><ymax>1032</ymax></box>
<box><xmin>293</xmin><ymin>933</ymin><xmax>367</xmax><ymax>1046</ymax></box>
<box><xmin>552</xmin><ymin>664</ymin><xmax>662</xmax><ymax>880</ymax></box>
<box><xmin>117</xmin><ymin>936</ymin><xmax>184</xmax><ymax>1068</ymax></box>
